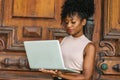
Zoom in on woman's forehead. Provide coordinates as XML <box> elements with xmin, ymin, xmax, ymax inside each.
<box><xmin>65</xmin><ymin>14</ymin><xmax>81</xmax><ymax>20</ymax></box>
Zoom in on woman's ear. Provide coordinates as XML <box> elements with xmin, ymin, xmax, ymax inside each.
<box><xmin>82</xmin><ymin>19</ymin><xmax>87</xmax><ymax>26</ymax></box>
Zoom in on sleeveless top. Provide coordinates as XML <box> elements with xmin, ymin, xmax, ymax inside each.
<box><xmin>60</xmin><ymin>35</ymin><xmax>91</xmax><ymax>71</ymax></box>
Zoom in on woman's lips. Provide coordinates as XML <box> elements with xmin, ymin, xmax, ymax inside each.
<box><xmin>67</xmin><ymin>29</ymin><xmax>73</xmax><ymax>33</ymax></box>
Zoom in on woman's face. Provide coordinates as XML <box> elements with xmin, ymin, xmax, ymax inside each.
<box><xmin>63</xmin><ymin>14</ymin><xmax>86</xmax><ymax>37</ymax></box>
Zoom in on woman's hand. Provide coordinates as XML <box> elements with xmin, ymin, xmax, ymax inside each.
<box><xmin>56</xmin><ymin>70</ymin><xmax>63</xmax><ymax>77</ymax></box>
<box><xmin>39</xmin><ymin>68</ymin><xmax>57</xmax><ymax>75</ymax></box>
<box><xmin>39</xmin><ymin>69</ymin><xmax>64</xmax><ymax>78</ymax></box>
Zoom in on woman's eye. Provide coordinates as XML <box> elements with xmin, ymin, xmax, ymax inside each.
<box><xmin>65</xmin><ymin>22</ymin><xmax>68</xmax><ymax>24</ymax></box>
<box><xmin>72</xmin><ymin>22</ymin><xmax>76</xmax><ymax>24</ymax></box>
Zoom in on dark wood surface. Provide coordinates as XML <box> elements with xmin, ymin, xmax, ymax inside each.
<box><xmin>0</xmin><ymin>0</ymin><xmax>120</xmax><ymax>79</ymax></box>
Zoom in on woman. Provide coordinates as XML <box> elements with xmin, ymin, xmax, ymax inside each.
<box><xmin>40</xmin><ymin>0</ymin><xmax>95</xmax><ymax>80</ymax></box>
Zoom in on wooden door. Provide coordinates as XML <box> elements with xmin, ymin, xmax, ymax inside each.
<box><xmin>94</xmin><ymin>0</ymin><xmax>120</xmax><ymax>80</ymax></box>
<box><xmin>0</xmin><ymin>0</ymin><xmax>66</xmax><ymax>79</ymax></box>
<box><xmin>1</xmin><ymin>0</ymin><xmax>119</xmax><ymax>80</ymax></box>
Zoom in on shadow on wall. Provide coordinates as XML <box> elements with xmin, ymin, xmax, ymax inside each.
<box><xmin>84</xmin><ymin>17</ymin><xmax>94</xmax><ymax>40</ymax></box>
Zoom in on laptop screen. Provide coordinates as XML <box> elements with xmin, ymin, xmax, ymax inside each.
<box><xmin>24</xmin><ymin>40</ymin><xmax>65</xmax><ymax>69</ymax></box>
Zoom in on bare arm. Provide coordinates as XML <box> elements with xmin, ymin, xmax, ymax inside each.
<box><xmin>57</xmin><ymin>43</ymin><xmax>96</xmax><ymax>80</ymax></box>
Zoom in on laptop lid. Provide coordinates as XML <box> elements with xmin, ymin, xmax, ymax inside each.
<box><xmin>24</xmin><ymin>40</ymin><xmax>66</xmax><ymax>70</ymax></box>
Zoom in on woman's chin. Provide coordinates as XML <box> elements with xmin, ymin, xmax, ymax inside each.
<box><xmin>67</xmin><ymin>32</ymin><xmax>74</xmax><ymax>35</ymax></box>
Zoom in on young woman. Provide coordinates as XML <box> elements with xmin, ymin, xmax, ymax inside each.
<box><xmin>40</xmin><ymin>0</ymin><xmax>96</xmax><ymax>80</ymax></box>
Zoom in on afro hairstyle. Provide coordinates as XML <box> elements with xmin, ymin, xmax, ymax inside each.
<box><xmin>61</xmin><ymin>0</ymin><xmax>94</xmax><ymax>22</ymax></box>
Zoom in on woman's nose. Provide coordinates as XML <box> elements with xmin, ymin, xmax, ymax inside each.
<box><xmin>67</xmin><ymin>22</ymin><xmax>72</xmax><ymax>28</ymax></box>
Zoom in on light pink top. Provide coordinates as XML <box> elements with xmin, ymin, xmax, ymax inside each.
<box><xmin>60</xmin><ymin>35</ymin><xmax>91</xmax><ymax>70</ymax></box>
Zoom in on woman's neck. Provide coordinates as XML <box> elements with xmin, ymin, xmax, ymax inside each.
<box><xmin>72</xmin><ymin>32</ymin><xmax>83</xmax><ymax>38</ymax></box>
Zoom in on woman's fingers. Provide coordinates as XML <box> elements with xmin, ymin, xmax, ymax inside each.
<box><xmin>39</xmin><ymin>69</ymin><xmax>64</xmax><ymax>78</ymax></box>
<box><xmin>39</xmin><ymin>69</ymin><xmax>57</xmax><ymax>75</ymax></box>
<box><xmin>56</xmin><ymin>71</ymin><xmax>63</xmax><ymax>77</ymax></box>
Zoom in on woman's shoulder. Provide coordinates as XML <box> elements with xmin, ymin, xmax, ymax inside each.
<box><xmin>84</xmin><ymin>42</ymin><xmax>96</xmax><ymax>55</ymax></box>
<box><xmin>86</xmin><ymin>42</ymin><xmax>95</xmax><ymax>49</ymax></box>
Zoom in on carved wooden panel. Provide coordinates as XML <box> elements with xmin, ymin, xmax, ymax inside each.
<box><xmin>103</xmin><ymin>0</ymin><xmax>120</xmax><ymax>39</ymax></box>
<box><xmin>48</xmin><ymin>28</ymin><xmax>68</xmax><ymax>41</ymax></box>
<box><xmin>0</xmin><ymin>0</ymin><xmax>64</xmax><ymax>79</ymax></box>
<box><xmin>95</xmin><ymin>0</ymin><xmax>120</xmax><ymax>79</ymax></box>
<box><xmin>0</xmin><ymin>53</ymin><xmax>29</xmax><ymax>70</ymax></box>
<box><xmin>96</xmin><ymin>41</ymin><xmax>120</xmax><ymax>80</ymax></box>
<box><xmin>0</xmin><ymin>0</ymin><xmax>3</xmax><ymax>25</ymax></box>
<box><xmin>13</xmin><ymin>0</ymin><xmax>55</xmax><ymax>18</ymax></box>
<box><xmin>2</xmin><ymin>0</ymin><xmax>63</xmax><ymax>40</ymax></box>
<box><xmin>23</xmin><ymin>26</ymin><xmax>42</xmax><ymax>38</ymax></box>
<box><xmin>1</xmin><ymin>0</ymin><xmax>64</xmax><ymax>51</ymax></box>
<box><xmin>0</xmin><ymin>27</ymin><xmax>25</xmax><ymax>51</ymax></box>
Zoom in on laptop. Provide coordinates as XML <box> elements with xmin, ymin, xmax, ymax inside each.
<box><xmin>24</xmin><ymin>40</ymin><xmax>80</xmax><ymax>73</ymax></box>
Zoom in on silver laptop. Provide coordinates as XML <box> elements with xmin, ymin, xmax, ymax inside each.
<box><xmin>24</xmin><ymin>40</ymin><xmax>80</xmax><ymax>73</ymax></box>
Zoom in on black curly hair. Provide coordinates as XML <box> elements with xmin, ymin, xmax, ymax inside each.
<box><xmin>61</xmin><ymin>0</ymin><xmax>94</xmax><ymax>23</ymax></box>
